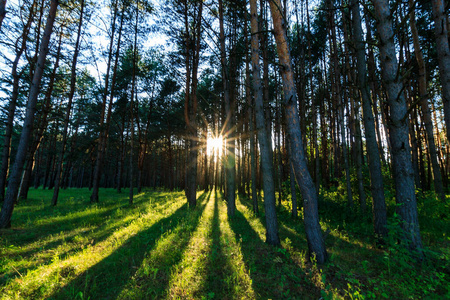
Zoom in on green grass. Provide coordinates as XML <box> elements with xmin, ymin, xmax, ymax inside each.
<box><xmin>0</xmin><ymin>187</ymin><xmax>449</xmax><ymax>299</ymax></box>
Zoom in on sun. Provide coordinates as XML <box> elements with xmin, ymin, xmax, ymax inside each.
<box><xmin>207</xmin><ymin>136</ymin><xmax>223</xmax><ymax>157</ymax></box>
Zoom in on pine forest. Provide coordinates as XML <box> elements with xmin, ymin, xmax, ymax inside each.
<box><xmin>0</xmin><ymin>0</ymin><xmax>449</xmax><ymax>298</ymax></box>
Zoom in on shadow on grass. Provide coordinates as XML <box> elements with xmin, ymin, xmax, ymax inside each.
<box><xmin>1</xmin><ymin>192</ymin><xmax>160</xmax><ymax>287</ymax></box>
<box><xmin>116</xmin><ymin>191</ymin><xmax>212</xmax><ymax>299</ymax></box>
<box><xmin>0</xmin><ymin>192</ymin><xmax>186</xmax><ymax>286</ymax></box>
<box><xmin>3</xmin><ymin>190</ymin><xmax>178</xmax><ymax>249</ymax></box>
<box><xmin>204</xmin><ymin>191</ymin><xmax>235</xmax><ymax>298</ymax></box>
<box><xmin>237</xmin><ymin>195</ymin><xmax>309</xmax><ymax>251</ymax></box>
<box><xmin>239</xmin><ymin>194</ymin><xmax>368</xmax><ymax>258</ymax></box>
<box><xmin>228</xmin><ymin>198</ymin><xmax>322</xmax><ymax>299</ymax></box>
<box><xmin>47</xmin><ymin>191</ymin><xmax>210</xmax><ymax>300</ymax></box>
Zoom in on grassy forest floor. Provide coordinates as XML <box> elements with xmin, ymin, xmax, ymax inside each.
<box><xmin>0</xmin><ymin>188</ymin><xmax>449</xmax><ymax>299</ymax></box>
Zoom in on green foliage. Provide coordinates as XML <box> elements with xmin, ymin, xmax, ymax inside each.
<box><xmin>0</xmin><ymin>188</ymin><xmax>449</xmax><ymax>299</ymax></box>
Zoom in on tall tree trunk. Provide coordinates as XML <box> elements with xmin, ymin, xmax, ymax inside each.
<box><xmin>203</xmin><ymin>125</ymin><xmax>209</xmax><ymax>192</ymax></box>
<box><xmin>52</xmin><ymin>0</ymin><xmax>85</xmax><ymax>206</ymax></box>
<box><xmin>0</xmin><ymin>0</ymin><xmax>6</xmax><ymax>30</ymax></box>
<box><xmin>19</xmin><ymin>29</ymin><xmax>62</xmax><ymax>200</ymax></box>
<box><xmin>288</xmin><ymin>140</ymin><xmax>298</xmax><ymax>218</ymax></box>
<box><xmin>0</xmin><ymin>0</ymin><xmax>58</xmax><ymax>228</ymax></box>
<box><xmin>0</xmin><ymin>0</ymin><xmax>37</xmax><ymax>201</ymax></box>
<box><xmin>136</xmin><ymin>106</ymin><xmax>151</xmax><ymax>193</ymax></box>
<box><xmin>245</xmin><ymin>25</ymin><xmax>259</xmax><ymax>213</ymax></box>
<box><xmin>219</xmin><ymin>0</ymin><xmax>235</xmax><ymax>216</ymax></box>
<box><xmin>250</xmin><ymin>0</ymin><xmax>279</xmax><ymax>245</ymax></box>
<box><xmin>329</xmin><ymin>1</ymin><xmax>353</xmax><ymax>206</ymax></box>
<box><xmin>91</xmin><ymin>1</ymin><xmax>121</xmax><ymax>203</ymax></box>
<box><xmin>183</xmin><ymin>0</ymin><xmax>202</xmax><ymax>208</ymax></box>
<box><xmin>431</xmin><ymin>0</ymin><xmax>450</xmax><ymax>143</ymax></box>
<box><xmin>268</xmin><ymin>0</ymin><xmax>327</xmax><ymax>262</ymax></box>
<box><xmin>129</xmin><ymin>0</ymin><xmax>139</xmax><ymax>205</ymax></box>
<box><xmin>372</xmin><ymin>0</ymin><xmax>424</xmax><ymax>258</ymax></box>
<box><xmin>306</xmin><ymin>0</ymin><xmax>320</xmax><ymax>195</ymax></box>
<box><xmin>259</xmin><ymin>0</ymin><xmax>273</xmax><ymax>156</ymax></box>
<box><xmin>409</xmin><ymin>0</ymin><xmax>445</xmax><ymax>201</ymax></box>
<box><xmin>431</xmin><ymin>102</ymin><xmax>448</xmax><ymax>187</ymax></box>
<box><xmin>351</xmin><ymin>0</ymin><xmax>387</xmax><ymax>241</ymax></box>
<box><xmin>365</xmin><ymin>12</ymin><xmax>388</xmax><ymax>165</ymax></box>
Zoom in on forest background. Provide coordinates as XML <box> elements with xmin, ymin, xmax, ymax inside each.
<box><xmin>0</xmin><ymin>0</ymin><xmax>449</xmax><ymax>298</ymax></box>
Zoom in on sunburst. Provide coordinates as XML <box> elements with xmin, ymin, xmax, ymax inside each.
<box><xmin>207</xmin><ymin>135</ymin><xmax>223</xmax><ymax>157</ymax></box>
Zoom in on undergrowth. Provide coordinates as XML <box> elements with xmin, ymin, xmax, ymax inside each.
<box><xmin>0</xmin><ymin>187</ymin><xmax>448</xmax><ymax>299</ymax></box>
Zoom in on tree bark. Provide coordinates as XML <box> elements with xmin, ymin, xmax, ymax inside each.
<box><xmin>250</xmin><ymin>0</ymin><xmax>279</xmax><ymax>245</ymax></box>
<box><xmin>351</xmin><ymin>0</ymin><xmax>388</xmax><ymax>241</ymax></box>
<box><xmin>91</xmin><ymin>0</ymin><xmax>122</xmax><ymax>203</ymax></box>
<box><xmin>431</xmin><ymin>0</ymin><xmax>450</xmax><ymax>143</ymax></box>
<box><xmin>183</xmin><ymin>0</ymin><xmax>203</xmax><ymax>208</ymax></box>
<box><xmin>219</xmin><ymin>0</ymin><xmax>235</xmax><ymax>216</ymax></box>
<box><xmin>0</xmin><ymin>0</ymin><xmax>37</xmax><ymax>201</ymax></box>
<box><xmin>288</xmin><ymin>139</ymin><xmax>298</xmax><ymax>218</ymax></box>
<box><xmin>0</xmin><ymin>0</ymin><xmax>58</xmax><ymax>228</ymax></box>
<box><xmin>409</xmin><ymin>0</ymin><xmax>445</xmax><ymax>201</ymax></box>
<box><xmin>268</xmin><ymin>0</ymin><xmax>327</xmax><ymax>262</ymax></box>
<box><xmin>52</xmin><ymin>0</ymin><xmax>85</xmax><ymax>206</ymax></box>
<box><xmin>372</xmin><ymin>0</ymin><xmax>424</xmax><ymax>258</ymax></box>
<box><xmin>129</xmin><ymin>0</ymin><xmax>140</xmax><ymax>205</ymax></box>
<box><xmin>0</xmin><ymin>0</ymin><xmax>6</xmax><ymax>30</ymax></box>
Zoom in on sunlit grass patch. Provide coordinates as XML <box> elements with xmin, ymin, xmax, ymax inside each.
<box><xmin>0</xmin><ymin>188</ymin><xmax>186</xmax><ymax>299</ymax></box>
<box><xmin>205</xmin><ymin>191</ymin><xmax>255</xmax><ymax>299</ymax></box>
<box><xmin>232</xmin><ymin>194</ymin><xmax>320</xmax><ymax>299</ymax></box>
<box><xmin>1</xmin><ymin>187</ymin><xmax>448</xmax><ymax>299</ymax></box>
<box><xmin>167</xmin><ymin>192</ymin><xmax>215</xmax><ymax>298</ymax></box>
<box><xmin>116</xmin><ymin>191</ymin><xmax>210</xmax><ymax>299</ymax></box>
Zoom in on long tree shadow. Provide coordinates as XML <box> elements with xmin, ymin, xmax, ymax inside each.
<box><xmin>239</xmin><ymin>193</ymin><xmax>368</xmax><ymax>259</ymax></box>
<box><xmin>116</xmin><ymin>191</ymin><xmax>212</xmax><ymax>299</ymax></box>
<box><xmin>48</xmin><ymin>191</ymin><xmax>210</xmax><ymax>300</ymax></box>
<box><xmin>204</xmin><ymin>191</ymin><xmax>236</xmax><ymax>299</ymax></box>
<box><xmin>4</xmin><ymin>189</ymin><xmax>171</xmax><ymax>246</ymax></box>
<box><xmin>228</xmin><ymin>202</ymin><xmax>322</xmax><ymax>299</ymax></box>
<box><xmin>0</xmin><ymin>192</ymin><xmax>185</xmax><ymax>286</ymax></box>
<box><xmin>238</xmin><ymin>195</ymin><xmax>309</xmax><ymax>249</ymax></box>
<box><xmin>237</xmin><ymin>194</ymin><xmax>381</xmax><ymax>298</ymax></box>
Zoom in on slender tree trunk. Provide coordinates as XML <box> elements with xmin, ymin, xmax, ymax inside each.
<box><xmin>183</xmin><ymin>0</ymin><xmax>202</xmax><ymax>208</ymax></box>
<box><xmin>409</xmin><ymin>0</ymin><xmax>445</xmax><ymax>201</ymax></box>
<box><xmin>20</xmin><ymin>9</ymin><xmax>61</xmax><ymax>198</ymax></box>
<box><xmin>33</xmin><ymin>148</ymin><xmax>41</xmax><ymax>189</ymax></box>
<box><xmin>431</xmin><ymin>102</ymin><xmax>448</xmax><ymax>187</ymax></box>
<box><xmin>0</xmin><ymin>1</ymin><xmax>36</xmax><ymax>201</ymax></box>
<box><xmin>219</xmin><ymin>0</ymin><xmax>235</xmax><ymax>216</ymax></box>
<box><xmin>268</xmin><ymin>0</ymin><xmax>327</xmax><ymax>262</ymax></box>
<box><xmin>431</xmin><ymin>0</ymin><xmax>450</xmax><ymax>143</ymax></box>
<box><xmin>351</xmin><ymin>0</ymin><xmax>387</xmax><ymax>240</ymax></box>
<box><xmin>365</xmin><ymin>12</ymin><xmax>388</xmax><ymax>165</ymax></box>
<box><xmin>250</xmin><ymin>0</ymin><xmax>279</xmax><ymax>245</ymax></box>
<box><xmin>0</xmin><ymin>0</ymin><xmax>6</xmax><ymax>30</ymax></box>
<box><xmin>329</xmin><ymin>2</ymin><xmax>353</xmax><ymax>206</ymax></box>
<box><xmin>91</xmin><ymin>1</ymin><xmax>121</xmax><ymax>203</ymax></box>
<box><xmin>52</xmin><ymin>0</ymin><xmax>85</xmax><ymax>205</ymax></box>
<box><xmin>409</xmin><ymin>103</ymin><xmax>422</xmax><ymax>188</ymax></box>
<box><xmin>18</xmin><ymin>158</ymin><xmax>33</xmax><ymax>201</ymax></box>
<box><xmin>128</xmin><ymin>0</ymin><xmax>139</xmax><ymax>205</ymax></box>
<box><xmin>288</xmin><ymin>140</ymin><xmax>298</xmax><ymax>218</ymax></box>
<box><xmin>306</xmin><ymin>0</ymin><xmax>320</xmax><ymax>195</ymax></box>
<box><xmin>353</xmin><ymin>95</ymin><xmax>367</xmax><ymax>212</ymax></box>
<box><xmin>372</xmin><ymin>0</ymin><xmax>424</xmax><ymax>258</ymax></box>
<box><xmin>203</xmin><ymin>125</ymin><xmax>209</xmax><ymax>192</ymax></box>
<box><xmin>0</xmin><ymin>0</ymin><xmax>58</xmax><ymax>228</ymax></box>
<box><xmin>260</xmin><ymin>0</ymin><xmax>273</xmax><ymax>156</ymax></box>
<box><xmin>117</xmin><ymin>125</ymin><xmax>125</xmax><ymax>193</ymax></box>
